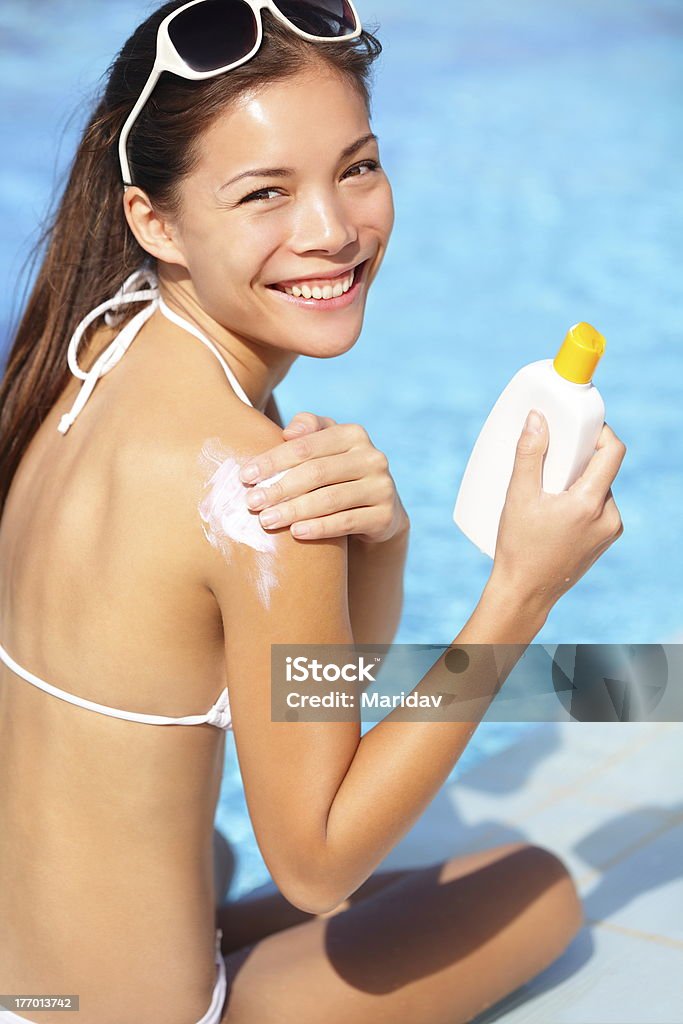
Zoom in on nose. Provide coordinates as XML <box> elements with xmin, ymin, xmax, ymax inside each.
<box><xmin>289</xmin><ymin>190</ymin><xmax>359</xmax><ymax>256</ymax></box>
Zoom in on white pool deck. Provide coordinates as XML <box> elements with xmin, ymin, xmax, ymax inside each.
<box><xmin>376</xmin><ymin>720</ymin><xmax>682</xmax><ymax>1024</ymax></box>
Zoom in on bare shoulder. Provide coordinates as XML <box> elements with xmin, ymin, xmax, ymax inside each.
<box><xmin>116</xmin><ymin>396</ymin><xmax>277</xmax><ymax>582</ymax></box>
<box><xmin>123</xmin><ymin>394</ymin><xmax>349</xmax><ymax>622</ymax></box>
<box><xmin>192</xmin><ymin>402</ymin><xmax>351</xmax><ymax>625</ymax></box>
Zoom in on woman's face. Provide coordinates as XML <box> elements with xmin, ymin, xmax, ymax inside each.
<box><xmin>168</xmin><ymin>65</ymin><xmax>394</xmax><ymax>358</ymax></box>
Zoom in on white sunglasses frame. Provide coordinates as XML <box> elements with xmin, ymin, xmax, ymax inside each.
<box><xmin>118</xmin><ymin>0</ymin><xmax>362</xmax><ymax>187</ymax></box>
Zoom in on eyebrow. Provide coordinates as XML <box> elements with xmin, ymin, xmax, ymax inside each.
<box><xmin>218</xmin><ymin>133</ymin><xmax>379</xmax><ymax>191</ymax></box>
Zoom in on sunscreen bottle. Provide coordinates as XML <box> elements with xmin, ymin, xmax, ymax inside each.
<box><xmin>453</xmin><ymin>322</ymin><xmax>606</xmax><ymax>559</ymax></box>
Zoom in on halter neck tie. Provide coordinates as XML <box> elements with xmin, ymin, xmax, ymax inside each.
<box><xmin>57</xmin><ymin>266</ymin><xmax>254</xmax><ymax>436</ymax></box>
<box><xmin>57</xmin><ymin>267</ymin><xmax>160</xmax><ymax>435</ymax></box>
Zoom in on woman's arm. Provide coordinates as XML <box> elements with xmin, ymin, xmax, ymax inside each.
<box><xmin>201</xmin><ymin>397</ymin><xmax>548</xmax><ymax>914</ymax></box>
<box><xmin>346</xmin><ymin>518</ymin><xmax>410</xmax><ymax>645</ymax></box>
<box><xmin>261</xmin><ymin>396</ymin><xmax>410</xmax><ymax>645</ymax></box>
<box><xmin>192</xmin><ymin>396</ymin><xmax>623</xmax><ymax>917</ymax></box>
<box><xmin>315</xmin><ymin>574</ymin><xmax>548</xmax><ymax>909</ymax></box>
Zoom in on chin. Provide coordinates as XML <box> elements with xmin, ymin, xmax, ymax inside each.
<box><xmin>295</xmin><ymin>323</ymin><xmax>364</xmax><ymax>359</ymax></box>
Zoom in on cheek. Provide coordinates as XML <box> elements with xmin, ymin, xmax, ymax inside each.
<box><xmin>184</xmin><ymin>230</ymin><xmax>256</xmax><ymax>311</ymax></box>
<box><xmin>375</xmin><ymin>182</ymin><xmax>396</xmax><ymax>239</ymax></box>
<box><xmin>187</xmin><ymin>215</ymin><xmax>283</xmax><ymax>290</ymax></box>
<box><xmin>242</xmin><ymin>213</ymin><xmax>292</xmax><ymax>258</ymax></box>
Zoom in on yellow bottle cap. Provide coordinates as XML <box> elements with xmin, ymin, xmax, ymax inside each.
<box><xmin>553</xmin><ymin>322</ymin><xmax>606</xmax><ymax>384</ymax></box>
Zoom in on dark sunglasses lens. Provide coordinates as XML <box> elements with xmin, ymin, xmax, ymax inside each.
<box><xmin>168</xmin><ymin>0</ymin><xmax>258</xmax><ymax>72</ymax></box>
<box><xmin>271</xmin><ymin>0</ymin><xmax>358</xmax><ymax>37</ymax></box>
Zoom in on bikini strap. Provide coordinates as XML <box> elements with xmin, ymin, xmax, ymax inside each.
<box><xmin>158</xmin><ymin>296</ymin><xmax>253</xmax><ymax>408</ymax></box>
<box><xmin>57</xmin><ymin>266</ymin><xmax>253</xmax><ymax>436</ymax></box>
<box><xmin>57</xmin><ymin>267</ymin><xmax>160</xmax><ymax>435</ymax></box>
<box><xmin>0</xmin><ymin>638</ymin><xmax>232</xmax><ymax>729</ymax></box>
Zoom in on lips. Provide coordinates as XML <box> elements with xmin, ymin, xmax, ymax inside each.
<box><xmin>268</xmin><ymin>259</ymin><xmax>366</xmax><ymax>292</ymax></box>
<box><xmin>266</xmin><ymin>258</ymin><xmax>369</xmax><ymax>310</ymax></box>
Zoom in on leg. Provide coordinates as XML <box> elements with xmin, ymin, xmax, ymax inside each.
<box><xmin>220</xmin><ymin>842</ymin><xmax>584</xmax><ymax>1024</ymax></box>
<box><xmin>213</xmin><ymin>828</ymin><xmax>236</xmax><ymax>906</ymax></box>
<box><xmin>216</xmin><ymin>867</ymin><xmax>412</xmax><ymax>953</ymax></box>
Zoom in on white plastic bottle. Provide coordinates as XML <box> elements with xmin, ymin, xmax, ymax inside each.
<box><xmin>453</xmin><ymin>322</ymin><xmax>606</xmax><ymax>559</ymax></box>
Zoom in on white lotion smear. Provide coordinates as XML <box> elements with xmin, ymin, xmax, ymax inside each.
<box><xmin>197</xmin><ymin>437</ymin><xmax>291</xmax><ymax>609</ymax></box>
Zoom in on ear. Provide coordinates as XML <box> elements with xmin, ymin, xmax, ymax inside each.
<box><xmin>122</xmin><ymin>187</ymin><xmax>189</xmax><ymax>269</ymax></box>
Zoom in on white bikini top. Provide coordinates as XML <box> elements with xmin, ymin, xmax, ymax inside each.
<box><xmin>57</xmin><ymin>264</ymin><xmax>253</xmax><ymax>434</ymax></box>
<box><xmin>0</xmin><ymin>265</ymin><xmax>253</xmax><ymax>732</ymax></box>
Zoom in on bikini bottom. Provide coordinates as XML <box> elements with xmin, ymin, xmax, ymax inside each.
<box><xmin>0</xmin><ymin>929</ymin><xmax>227</xmax><ymax>1024</ymax></box>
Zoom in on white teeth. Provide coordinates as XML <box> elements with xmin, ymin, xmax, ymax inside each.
<box><xmin>281</xmin><ymin>265</ymin><xmax>357</xmax><ymax>299</ymax></box>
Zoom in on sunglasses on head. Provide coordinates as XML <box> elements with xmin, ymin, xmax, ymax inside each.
<box><xmin>118</xmin><ymin>0</ymin><xmax>362</xmax><ymax>187</ymax></box>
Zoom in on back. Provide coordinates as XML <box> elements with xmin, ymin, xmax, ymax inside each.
<box><xmin>0</xmin><ymin>307</ymin><xmax>267</xmax><ymax>1022</ymax></box>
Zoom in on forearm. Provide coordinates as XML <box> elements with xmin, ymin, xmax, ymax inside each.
<box><xmin>347</xmin><ymin>518</ymin><xmax>410</xmax><ymax>645</ymax></box>
<box><xmin>309</xmin><ymin>573</ymin><xmax>549</xmax><ymax>908</ymax></box>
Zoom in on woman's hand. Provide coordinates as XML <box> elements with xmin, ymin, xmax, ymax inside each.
<box><xmin>492</xmin><ymin>413</ymin><xmax>627</xmax><ymax>615</ymax></box>
<box><xmin>239</xmin><ymin>411</ymin><xmax>410</xmax><ymax>543</ymax></box>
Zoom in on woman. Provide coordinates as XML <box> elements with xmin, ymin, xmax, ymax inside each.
<box><xmin>0</xmin><ymin>2</ymin><xmax>627</xmax><ymax>1022</ymax></box>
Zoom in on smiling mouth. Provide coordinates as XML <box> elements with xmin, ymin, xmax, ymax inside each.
<box><xmin>267</xmin><ymin>259</ymin><xmax>369</xmax><ymax>299</ymax></box>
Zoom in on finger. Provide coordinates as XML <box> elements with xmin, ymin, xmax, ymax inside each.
<box><xmin>244</xmin><ymin>451</ymin><xmax>369</xmax><ymax>510</ymax></box>
<box><xmin>283</xmin><ymin>411</ymin><xmax>324</xmax><ymax>435</ymax></box>
<box><xmin>289</xmin><ymin>507</ymin><xmax>372</xmax><ymax>540</ymax></box>
<box><xmin>253</xmin><ymin>480</ymin><xmax>372</xmax><ymax>529</ymax></box>
<box><xmin>239</xmin><ymin>424</ymin><xmax>358</xmax><ymax>485</ymax></box>
<box><xmin>283</xmin><ymin>413</ymin><xmax>338</xmax><ymax>435</ymax></box>
<box><xmin>505</xmin><ymin>410</ymin><xmax>549</xmax><ymax>505</ymax></box>
<box><xmin>289</xmin><ymin>504</ymin><xmax>390</xmax><ymax>541</ymax></box>
<box><xmin>568</xmin><ymin>423</ymin><xmax>627</xmax><ymax>505</ymax></box>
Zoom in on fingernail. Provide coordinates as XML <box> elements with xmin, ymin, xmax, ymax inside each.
<box><xmin>292</xmin><ymin>523</ymin><xmax>311</xmax><ymax>537</ymax></box>
<box><xmin>259</xmin><ymin>509</ymin><xmax>280</xmax><ymax>527</ymax></box>
<box><xmin>289</xmin><ymin>423</ymin><xmax>307</xmax><ymax>434</ymax></box>
<box><xmin>524</xmin><ymin>410</ymin><xmax>543</xmax><ymax>433</ymax></box>
<box><xmin>240</xmin><ymin>464</ymin><xmax>260</xmax><ymax>483</ymax></box>
<box><xmin>246</xmin><ymin>488</ymin><xmax>266</xmax><ymax>508</ymax></box>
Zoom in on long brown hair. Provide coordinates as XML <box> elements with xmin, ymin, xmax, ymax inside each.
<box><xmin>0</xmin><ymin>1</ymin><xmax>382</xmax><ymax>515</ymax></box>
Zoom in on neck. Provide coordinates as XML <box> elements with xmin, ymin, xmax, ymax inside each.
<box><xmin>157</xmin><ymin>266</ymin><xmax>297</xmax><ymax>414</ymax></box>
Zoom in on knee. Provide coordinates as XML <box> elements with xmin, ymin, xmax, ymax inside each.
<box><xmin>526</xmin><ymin>843</ymin><xmax>584</xmax><ymax>938</ymax></box>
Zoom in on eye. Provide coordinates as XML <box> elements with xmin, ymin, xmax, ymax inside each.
<box><xmin>238</xmin><ymin>160</ymin><xmax>381</xmax><ymax>205</ymax></box>
<box><xmin>240</xmin><ymin>187</ymin><xmax>284</xmax><ymax>205</ymax></box>
<box><xmin>343</xmin><ymin>159</ymin><xmax>380</xmax><ymax>178</ymax></box>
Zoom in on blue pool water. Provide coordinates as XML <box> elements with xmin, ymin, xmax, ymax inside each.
<box><xmin>1</xmin><ymin>1</ymin><xmax>681</xmax><ymax>898</ymax></box>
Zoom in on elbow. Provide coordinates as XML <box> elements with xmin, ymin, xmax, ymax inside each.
<box><xmin>277</xmin><ymin>861</ymin><xmax>349</xmax><ymax>917</ymax></box>
<box><xmin>281</xmin><ymin>880</ymin><xmax>347</xmax><ymax>917</ymax></box>
<box><xmin>267</xmin><ymin>837</ymin><xmax>351</xmax><ymax>916</ymax></box>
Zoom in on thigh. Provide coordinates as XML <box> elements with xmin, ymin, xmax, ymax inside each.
<box><xmin>219</xmin><ymin>842</ymin><xmax>583</xmax><ymax>1024</ymax></box>
<box><xmin>213</xmin><ymin>828</ymin><xmax>236</xmax><ymax>906</ymax></box>
<box><xmin>217</xmin><ymin>867</ymin><xmax>412</xmax><ymax>953</ymax></box>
